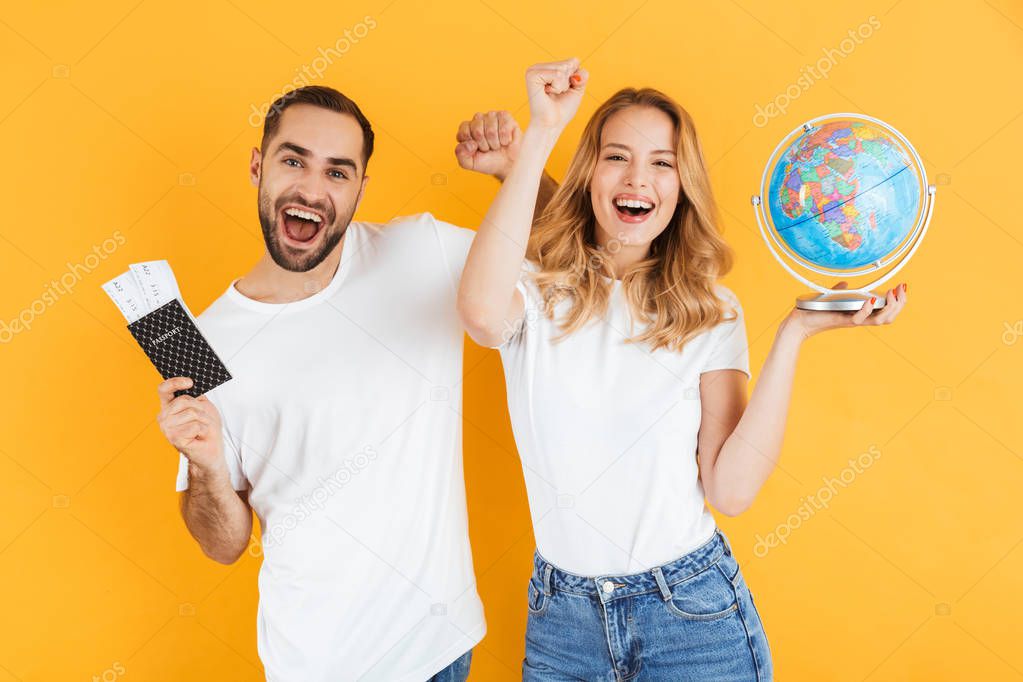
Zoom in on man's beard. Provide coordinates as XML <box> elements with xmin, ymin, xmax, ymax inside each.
<box><xmin>257</xmin><ymin>184</ymin><xmax>356</xmax><ymax>273</ymax></box>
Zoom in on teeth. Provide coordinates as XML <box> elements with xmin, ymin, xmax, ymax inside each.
<box><xmin>615</xmin><ymin>198</ymin><xmax>653</xmax><ymax>209</ymax></box>
<box><xmin>284</xmin><ymin>207</ymin><xmax>322</xmax><ymax>223</ymax></box>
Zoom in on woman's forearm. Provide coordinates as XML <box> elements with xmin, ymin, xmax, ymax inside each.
<box><xmin>458</xmin><ymin>126</ymin><xmax>560</xmax><ymax>336</ymax></box>
<box><xmin>534</xmin><ymin>170</ymin><xmax>558</xmax><ymax>223</ymax></box>
<box><xmin>710</xmin><ymin>322</ymin><xmax>806</xmax><ymax>512</ymax></box>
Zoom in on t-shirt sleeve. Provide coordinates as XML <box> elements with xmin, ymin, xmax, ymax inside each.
<box><xmin>701</xmin><ymin>286</ymin><xmax>751</xmax><ymax>379</ymax></box>
<box><xmin>174</xmin><ymin>404</ymin><xmax>249</xmax><ymax>492</ymax></box>
<box><xmin>429</xmin><ymin>213</ymin><xmax>476</xmax><ymax>288</ymax></box>
<box><xmin>490</xmin><ymin>260</ymin><xmax>541</xmax><ymax>350</ymax></box>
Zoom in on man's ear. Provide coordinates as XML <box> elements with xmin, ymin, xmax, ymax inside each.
<box><xmin>249</xmin><ymin>147</ymin><xmax>262</xmax><ymax>187</ymax></box>
<box><xmin>355</xmin><ymin>175</ymin><xmax>370</xmax><ymax>210</ymax></box>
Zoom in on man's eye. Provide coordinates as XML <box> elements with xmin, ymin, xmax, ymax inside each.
<box><xmin>328</xmin><ymin>170</ymin><xmax>348</xmax><ymax>179</ymax></box>
<box><xmin>284</xmin><ymin>158</ymin><xmax>301</xmax><ymax>167</ymax></box>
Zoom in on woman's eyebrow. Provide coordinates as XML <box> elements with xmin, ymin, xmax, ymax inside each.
<box><xmin>602</xmin><ymin>142</ymin><xmax>676</xmax><ymax>155</ymax></box>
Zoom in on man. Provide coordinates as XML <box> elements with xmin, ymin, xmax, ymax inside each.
<box><xmin>155</xmin><ymin>86</ymin><xmax>555</xmax><ymax>681</ymax></box>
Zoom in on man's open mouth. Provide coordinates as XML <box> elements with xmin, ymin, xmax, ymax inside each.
<box><xmin>280</xmin><ymin>205</ymin><xmax>325</xmax><ymax>244</ymax></box>
<box><xmin>613</xmin><ymin>195</ymin><xmax>655</xmax><ymax>221</ymax></box>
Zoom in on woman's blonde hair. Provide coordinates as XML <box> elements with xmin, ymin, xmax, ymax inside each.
<box><xmin>526</xmin><ymin>87</ymin><xmax>737</xmax><ymax>353</ymax></box>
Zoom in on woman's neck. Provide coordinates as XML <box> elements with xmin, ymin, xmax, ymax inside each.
<box><xmin>595</xmin><ymin>237</ymin><xmax>650</xmax><ymax>279</ymax></box>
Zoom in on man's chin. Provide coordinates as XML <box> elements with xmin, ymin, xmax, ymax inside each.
<box><xmin>257</xmin><ymin>199</ymin><xmax>354</xmax><ymax>273</ymax></box>
<box><xmin>268</xmin><ymin>246</ymin><xmax>328</xmax><ymax>273</ymax></box>
<box><xmin>267</xmin><ymin>230</ymin><xmax>344</xmax><ymax>273</ymax></box>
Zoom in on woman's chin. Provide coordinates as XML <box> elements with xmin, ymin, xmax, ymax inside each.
<box><xmin>594</xmin><ymin>216</ymin><xmax>665</xmax><ymax>251</ymax></box>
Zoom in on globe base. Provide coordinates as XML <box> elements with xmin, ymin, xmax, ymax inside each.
<box><xmin>796</xmin><ymin>291</ymin><xmax>887</xmax><ymax>312</ymax></box>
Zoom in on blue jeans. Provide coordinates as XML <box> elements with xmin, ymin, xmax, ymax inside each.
<box><xmin>428</xmin><ymin>649</ymin><xmax>472</xmax><ymax>682</ymax></box>
<box><xmin>522</xmin><ymin>529</ymin><xmax>772</xmax><ymax>681</ymax></box>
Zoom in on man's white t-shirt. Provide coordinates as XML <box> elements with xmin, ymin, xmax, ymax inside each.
<box><xmin>175</xmin><ymin>213</ymin><xmax>484</xmax><ymax>682</ymax></box>
<box><xmin>496</xmin><ymin>261</ymin><xmax>751</xmax><ymax>577</ymax></box>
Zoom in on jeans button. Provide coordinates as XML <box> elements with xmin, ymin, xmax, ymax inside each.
<box><xmin>602</xmin><ymin>581</ymin><xmax>614</xmax><ymax>594</ymax></box>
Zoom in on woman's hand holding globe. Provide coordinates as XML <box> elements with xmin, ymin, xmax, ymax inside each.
<box><xmin>782</xmin><ymin>281</ymin><xmax>908</xmax><ymax>342</ymax></box>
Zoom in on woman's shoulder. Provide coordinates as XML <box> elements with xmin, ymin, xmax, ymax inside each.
<box><xmin>711</xmin><ymin>283</ymin><xmax>743</xmax><ymax>309</ymax></box>
<box><xmin>522</xmin><ymin>258</ymin><xmax>542</xmax><ymax>273</ymax></box>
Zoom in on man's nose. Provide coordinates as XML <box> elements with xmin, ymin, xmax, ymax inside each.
<box><xmin>293</xmin><ymin>175</ymin><xmax>328</xmax><ymax>208</ymax></box>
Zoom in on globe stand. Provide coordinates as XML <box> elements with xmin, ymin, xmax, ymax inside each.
<box><xmin>795</xmin><ymin>290</ymin><xmax>885</xmax><ymax>312</ymax></box>
<box><xmin>751</xmin><ymin>113</ymin><xmax>937</xmax><ymax>317</ymax></box>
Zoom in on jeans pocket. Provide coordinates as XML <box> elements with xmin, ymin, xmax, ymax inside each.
<box><xmin>526</xmin><ymin>578</ymin><xmax>550</xmax><ymax>616</ymax></box>
<box><xmin>664</xmin><ymin>562</ymin><xmax>739</xmax><ymax>621</ymax></box>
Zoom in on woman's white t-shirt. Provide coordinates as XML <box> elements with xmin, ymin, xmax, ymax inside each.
<box><xmin>496</xmin><ymin>261</ymin><xmax>751</xmax><ymax>577</ymax></box>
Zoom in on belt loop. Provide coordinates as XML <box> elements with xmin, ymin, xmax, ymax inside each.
<box><xmin>651</xmin><ymin>566</ymin><xmax>672</xmax><ymax>601</ymax></box>
<box><xmin>717</xmin><ymin>528</ymin><xmax>733</xmax><ymax>556</ymax></box>
<box><xmin>542</xmin><ymin>563</ymin><xmax>554</xmax><ymax>597</ymax></box>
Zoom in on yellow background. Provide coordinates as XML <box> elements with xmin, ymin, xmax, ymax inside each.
<box><xmin>1</xmin><ymin>1</ymin><xmax>1021</xmax><ymax>679</ymax></box>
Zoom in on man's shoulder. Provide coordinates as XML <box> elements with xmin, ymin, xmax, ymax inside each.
<box><xmin>369</xmin><ymin>211</ymin><xmax>473</xmax><ymax>243</ymax></box>
<box><xmin>354</xmin><ymin>213</ymin><xmax>474</xmax><ymax>269</ymax></box>
<box><xmin>191</xmin><ymin>287</ymin><xmax>246</xmax><ymax>344</ymax></box>
<box><xmin>192</xmin><ymin>287</ymin><xmax>230</xmax><ymax>322</ymax></box>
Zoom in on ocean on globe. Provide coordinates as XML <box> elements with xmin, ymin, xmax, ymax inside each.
<box><xmin>765</xmin><ymin>119</ymin><xmax>922</xmax><ymax>270</ymax></box>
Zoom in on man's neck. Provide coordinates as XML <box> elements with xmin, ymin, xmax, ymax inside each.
<box><xmin>234</xmin><ymin>234</ymin><xmax>345</xmax><ymax>304</ymax></box>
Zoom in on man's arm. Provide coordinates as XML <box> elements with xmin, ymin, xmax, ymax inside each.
<box><xmin>178</xmin><ymin>465</ymin><xmax>252</xmax><ymax>565</ymax></box>
<box><xmin>455</xmin><ymin>111</ymin><xmax>559</xmax><ymax>223</ymax></box>
<box><xmin>158</xmin><ymin>377</ymin><xmax>252</xmax><ymax>564</ymax></box>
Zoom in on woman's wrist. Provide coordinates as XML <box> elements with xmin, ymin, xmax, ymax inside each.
<box><xmin>500</xmin><ymin>125</ymin><xmax>560</xmax><ymax>183</ymax></box>
<box><xmin>776</xmin><ymin>314</ymin><xmax>808</xmax><ymax>349</ymax></box>
<box><xmin>522</xmin><ymin>124</ymin><xmax>563</xmax><ymax>151</ymax></box>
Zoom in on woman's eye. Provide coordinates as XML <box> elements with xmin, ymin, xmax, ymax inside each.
<box><xmin>655</xmin><ymin>160</ymin><xmax>673</xmax><ymax>168</ymax></box>
<box><xmin>605</xmin><ymin>154</ymin><xmax>626</xmax><ymax>161</ymax></box>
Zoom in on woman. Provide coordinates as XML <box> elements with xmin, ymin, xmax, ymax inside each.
<box><xmin>456</xmin><ymin>58</ymin><xmax>907</xmax><ymax>681</ymax></box>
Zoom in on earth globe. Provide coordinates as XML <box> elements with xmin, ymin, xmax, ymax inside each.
<box><xmin>752</xmin><ymin>113</ymin><xmax>935</xmax><ymax>311</ymax></box>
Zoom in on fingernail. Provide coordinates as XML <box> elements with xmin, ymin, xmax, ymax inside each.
<box><xmin>870</xmin><ymin>297</ymin><xmax>876</xmax><ymax>304</ymax></box>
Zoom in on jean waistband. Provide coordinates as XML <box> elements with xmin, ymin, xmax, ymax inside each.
<box><xmin>531</xmin><ymin>528</ymin><xmax>733</xmax><ymax>603</ymax></box>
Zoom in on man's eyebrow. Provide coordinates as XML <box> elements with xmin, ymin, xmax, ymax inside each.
<box><xmin>275</xmin><ymin>141</ymin><xmax>359</xmax><ymax>171</ymax></box>
<box><xmin>602</xmin><ymin>142</ymin><xmax>676</xmax><ymax>155</ymax></box>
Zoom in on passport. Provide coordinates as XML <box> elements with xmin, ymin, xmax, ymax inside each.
<box><xmin>126</xmin><ymin>298</ymin><xmax>232</xmax><ymax>398</ymax></box>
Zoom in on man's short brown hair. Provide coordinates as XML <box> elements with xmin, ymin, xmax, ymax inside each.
<box><xmin>261</xmin><ymin>86</ymin><xmax>375</xmax><ymax>172</ymax></box>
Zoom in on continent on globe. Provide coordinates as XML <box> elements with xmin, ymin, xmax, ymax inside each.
<box><xmin>765</xmin><ymin>119</ymin><xmax>922</xmax><ymax>270</ymax></box>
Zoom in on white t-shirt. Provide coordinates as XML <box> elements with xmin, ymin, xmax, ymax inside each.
<box><xmin>175</xmin><ymin>213</ymin><xmax>484</xmax><ymax>682</ymax></box>
<box><xmin>496</xmin><ymin>261</ymin><xmax>751</xmax><ymax>576</ymax></box>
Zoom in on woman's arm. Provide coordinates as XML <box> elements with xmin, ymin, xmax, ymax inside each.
<box><xmin>534</xmin><ymin>170</ymin><xmax>559</xmax><ymax>225</ymax></box>
<box><xmin>457</xmin><ymin>59</ymin><xmax>587</xmax><ymax>347</ymax></box>
<box><xmin>698</xmin><ymin>282</ymin><xmax>908</xmax><ymax>515</ymax></box>
<box><xmin>697</xmin><ymin>325</ymin><xmax>801</xmax><ymax>517</ymax></box>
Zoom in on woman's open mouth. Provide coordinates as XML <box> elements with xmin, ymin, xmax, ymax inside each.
<box><xmin>613</xmin><ymin>195</ymin><xmax>655</xmax><ymax>223</ymax></box>
<box><xmin>279</xmin><ymin>206</ymin><xmax>325</xmax><ymax>247</ymax></box>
